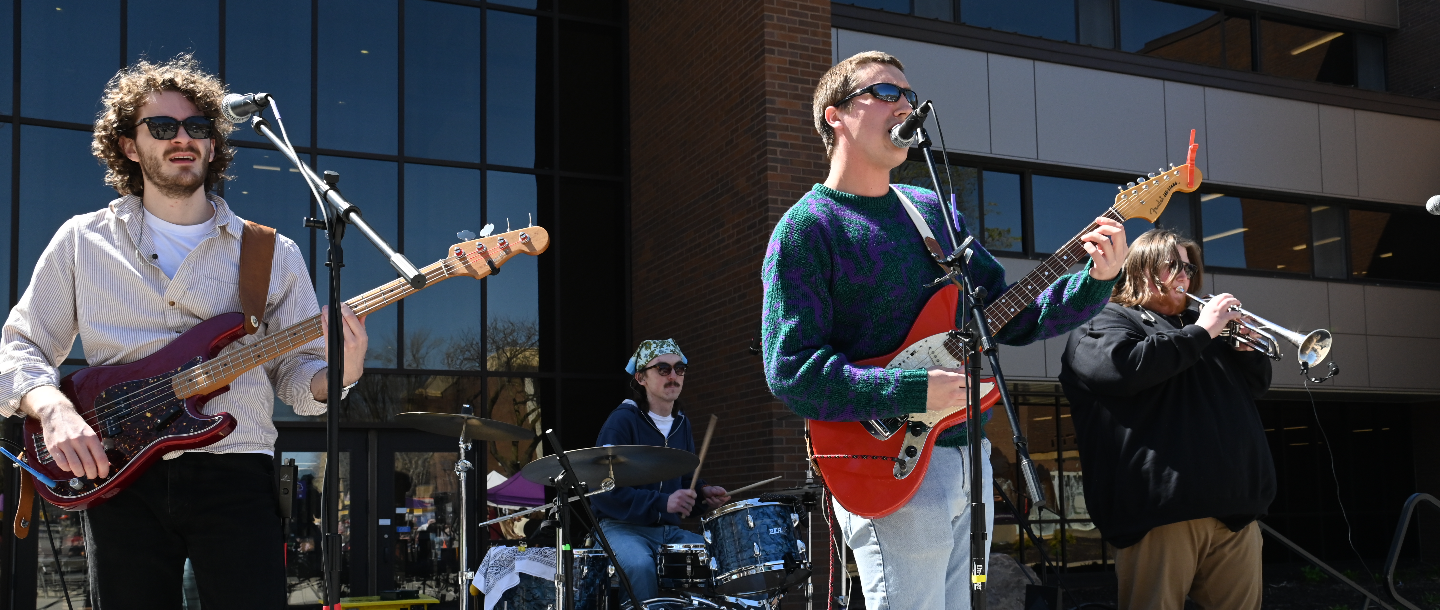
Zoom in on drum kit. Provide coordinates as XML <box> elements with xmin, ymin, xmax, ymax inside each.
<box><xmin>395</xmin><ymin>410</ymin><xmax>822</xmax><ymax>610</ymax></box>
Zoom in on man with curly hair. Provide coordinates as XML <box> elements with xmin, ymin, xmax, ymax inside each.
<box><xmin>0</xmin><ymin>55</ymin><xmax>367</xmax><ymax>608</ymax></box>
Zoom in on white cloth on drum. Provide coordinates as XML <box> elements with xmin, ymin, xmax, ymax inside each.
<box><xmin>834</xmin><ymin>440</ymin><xmax>994</xmax><ymax>610</ymax></box>
<box><xmin>475</xmin><ymin>546</ymin><xmax>558</xmax><ymax>610</ymax></box>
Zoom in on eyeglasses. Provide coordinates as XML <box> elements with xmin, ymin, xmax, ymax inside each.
<box><xmin>837</xmin><ymin>83</ymin><xmax>918</xmax><ymax>108</ymax></box>
<box><xmin>130</xmin><ymin>116</ymin><xmax>216</xmax><ymax>141</ymax></box>
<box><xmin>642</xmin><ymin>362</ymin><xmax>688</xmax><ymax>377</ymax></box>
<box><xmin>1165</xmin><ymin>260</ymin><xmax>1198</xmax><ymax>278</ymax></box>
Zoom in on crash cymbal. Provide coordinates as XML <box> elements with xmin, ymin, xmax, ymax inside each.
<box><xmin>520</xmin><ymin>445</ymin><xmax>699</xmax><ymax>489</ymax></box>
<box><xmin>394</xmin><ymin>412</ymin><xmax>534</xmax><ymax>442</ymax></box>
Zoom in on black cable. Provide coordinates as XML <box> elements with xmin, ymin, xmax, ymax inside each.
<box><xmin>1304</xmin><ymin>373</ymin><xmax>1379</xmax><ymax>586</ymax></box>
<box><xmin>928</xmin><ymin>103</ymin><xmax>959</xmax><ymax>228</ymax></box>
<box><xmin>0</xmin><ymin>436</ymin><xmax>24</xmax><ymax>452</ymax></box>
<box><xmin>41</xmin><ymin>506</ymin><xmax>75</xmax><ymax>610</ymax></box>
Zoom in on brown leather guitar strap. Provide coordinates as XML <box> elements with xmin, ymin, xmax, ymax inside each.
<box><xmin>14</xmin><ymin>469</ymin><xmax>34</xmax><ymax>539</ymax></box>
<box><xmin>240</xmin><ymin>220</ymin><xmax>277</xmax><ymax>335</ymax></box>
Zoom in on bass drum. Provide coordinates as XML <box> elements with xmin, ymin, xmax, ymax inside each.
<box><xmin>493</xmin><ymin>548</ymin><xmax>612</xmax><ymax>610</ymax></box>
<box><xmin>701</xmin><ymin>499</ymin><xmax>809</xmax><ymax>595</ymax></box>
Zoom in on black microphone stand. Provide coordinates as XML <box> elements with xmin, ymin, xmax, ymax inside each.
<box><xmin>247</xmin><ymin>108</ymin><xmax>427</xmax><ymax>610</ymax></box>
<box><xmin>541</xmin><ymin>429</ymin><xmax>643</xmax><ymax>610</ymax></box>
<box><xmin>912</xmin><ymin>123</ymin><xmax>1050</xmax><ymax>608</ymax></box>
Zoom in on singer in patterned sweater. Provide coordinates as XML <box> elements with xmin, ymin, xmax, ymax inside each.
<box><xmin>760</xmin><ymin>51</ymin><xmax>1128</xmax><ymax>609</ymax></box>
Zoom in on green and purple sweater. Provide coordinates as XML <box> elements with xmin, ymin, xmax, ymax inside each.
<box><xmin>761</xmin><ymin>184</ymin><xmax>1115</xmax><ymax>447</ymax></box>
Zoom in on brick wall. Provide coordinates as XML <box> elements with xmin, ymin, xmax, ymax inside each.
<box><xmin>1387</xmin><ymin>0</ymin><xmax>1440</xmax><ymax>100</ymax></box>
<box><xmin>628</xmin><ymin>0</ymin><xmax>831</xmax><ymax>517</ymax></box>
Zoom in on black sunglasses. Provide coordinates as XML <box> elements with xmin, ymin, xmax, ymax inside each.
<box><xmin>1165</xmin><ymin>260</ymin><xmax>1198</xmax><ymax>278</ymax></box>
<box><xmin>837</xmin><ymin>83</ymin><xmax>918</xmax><ymax>108</ymax></box>
<box><xmin>641</xmin><ymin>362</ymin><xmax>688</xmax><ymax>377</ymax></box>
<box><xmin>130</xmin><ymin>115</ymin><xmax>216</xmax><ymax>141</ymax></box>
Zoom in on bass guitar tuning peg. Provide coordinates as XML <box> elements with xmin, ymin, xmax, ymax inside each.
<box><xmin>456</xmin><ymin>230</ymin><xmax>476</xmax><ymax>241</ymax></box>
<box><xmin>479</xmin><ymin>223</ymin><xmax>495</xmax><ymax>238</ymax></box>
<box><xmin>1126</xmin><ymin>182</ymin><xmax>1136</xmax><ymax>188</ymax></box>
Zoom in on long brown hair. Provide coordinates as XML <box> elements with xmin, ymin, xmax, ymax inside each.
<box><xmin>1110</xmin><ymin>228</ymin><xmax>1203</xmax><ymax>307</ymax></box>
<box><xmin>91</xmin><ymin>54</ymin><xmax>235</xmax><ymax>196</ymax></box>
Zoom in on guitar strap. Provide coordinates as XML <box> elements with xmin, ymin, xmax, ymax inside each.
<box><xmin>240</xmin><ymin>220</ymin><xmax>277</xmax><ymax>335</ymax></box>
<box><xmin>892</xmin><ymin>188</ymin><xmax>950</xmax><ymax>267</ymax></box>
<box><xmin>13</xmin><ymin>470</ymin><xmax>33</xmax><ymax>539</ymax></box>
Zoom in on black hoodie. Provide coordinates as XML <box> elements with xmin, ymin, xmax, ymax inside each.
<box><xmin>1058</xmin><ymin>303</ymin><xmax>1275</xmax><ymax>547</ymax></box>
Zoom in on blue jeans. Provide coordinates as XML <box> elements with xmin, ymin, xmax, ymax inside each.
<box><xmin>834</xmin><ymin>441</ymin><xmax>995</xmax><ymax>610</ymax></box>
<box><xmin>596</xmin><ymin>519</ymin><xmax>705</xmax><ymax>602</ymax></box>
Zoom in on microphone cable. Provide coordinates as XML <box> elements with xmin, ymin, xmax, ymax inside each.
<box><xmin>1303</xmin><ymin>371</ymin><xmax>1379</xmax><ymax>587</ymax></box>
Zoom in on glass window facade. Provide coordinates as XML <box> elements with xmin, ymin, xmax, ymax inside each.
<box><xmin>1</xmin><ymin>1</ymin><xmax>625</xmax><ymax>604</ymax></box>
<box><xmin>890</xmin><ymin>157</ymin><xmax>1435</xmax><ymax>286</ymax></box>
<box><xmin>835</xmin><ymin>0</ymin><xmax>1376</xmax><ymax>89</ymax></box>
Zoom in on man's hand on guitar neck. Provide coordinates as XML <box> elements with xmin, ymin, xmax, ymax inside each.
<box><xmin>19</xmin><ymin>385</ymin><xmax>110</xmax><ymax>480</ymax></box>
<box><xmin>1080</xmin><ymin>217</ymin><xmax>1129</xmax><ymax>281</ymax></box>
<box><xmin>926</xmin><ymin>367</ymin><xmax>969</xmax><ymax>413</ymax></box>
<box><xmin>310</xmin><ymin>304</ymin><xmax>369</xmax><ymax>401</ymax></box>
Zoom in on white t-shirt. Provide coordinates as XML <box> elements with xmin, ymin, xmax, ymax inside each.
<box><xmin>648</xmin><ymin>411</ymin><xmax>674</xmax><ymax>438</ymax></box>
<box><xmin>144</xmin><ymin>207</ymin><xmax>217</xmax><ymax>279</ymax></box>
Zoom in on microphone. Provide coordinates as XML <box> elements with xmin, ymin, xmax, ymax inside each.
<box><xmin>890</xmin><ymin>100</ymin><xmax>932</xmax><ymax>148</ymax></box>
<box><xmin>221</xmin><ymin>92</ymin><xmax>270</xmax><ymax>124</ymax></box>
<box><xmin>1427</xmin><ymin>195</ymin><xmax>1440</xmax><ymax>215</ymax></box>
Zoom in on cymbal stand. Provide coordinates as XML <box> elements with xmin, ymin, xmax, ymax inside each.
<box><xmin>455</xmin><ymin>414</ymin><xmax>474</xmax><ymax>610</ymax></box>
<box><xmin>542</xmin><ymin>429</ymin><xmax>642</xmax><ymax>610</ymax></box>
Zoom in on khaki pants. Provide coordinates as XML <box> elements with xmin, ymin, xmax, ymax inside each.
<box><xmin>1115</xmin><ymin>518</ymin><xmax>1263</xmax><ymax>610</ymax></box>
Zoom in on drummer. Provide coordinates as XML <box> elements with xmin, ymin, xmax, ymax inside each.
<box><xmin>591</xmin><ymin>339</ymin><xmax>731</xmax><ymax>603</ymax></box>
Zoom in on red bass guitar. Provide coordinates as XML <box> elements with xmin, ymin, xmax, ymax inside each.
<box><xmin>23</xmin><ymin>226</ymin><xmax>549</xmax><ymax>510</ymax></box>
<box><xmin>810</xmin><ymin>136</ymin><xmax>1204</xmax><ymax>518</ymax></box>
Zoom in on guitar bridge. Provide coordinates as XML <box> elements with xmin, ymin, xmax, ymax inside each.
<box><xmin>861</xmin><ymin>417</ymin><xmax>906</xmax><ymax>441</ymax></box>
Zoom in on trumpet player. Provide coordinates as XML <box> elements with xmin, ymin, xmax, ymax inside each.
<box><xmin>1058</xmin><ymin>228</ymin><xmax>1274</xmax><ymax>610</ymax></box>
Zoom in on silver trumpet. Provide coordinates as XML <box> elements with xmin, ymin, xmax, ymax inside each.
<box><xmin>1183</xmin><ymin>292</ymin><xmax>1333</xmax><ymax>367</ymax></box>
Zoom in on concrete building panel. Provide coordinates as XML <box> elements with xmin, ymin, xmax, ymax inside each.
<box><xmin>1364</xmin><ymin>285</ymin><xmax>1440</xmax><ymax>339</ymax></box>
<box><xmin>1248</xmin><ymin>0</ymin><xmax>1398</xmax><ymax>27</ymax></box>
<box><xmin>1164</xmin><ymin>82</ymin><xmax>1209</xmax><ymax>176</ymax></box>
<box><xmin>1366</xmin><ymin>336</ymin><xmax>1440</xmax><ymax>390</ymax></box>
<box><xmin>1204</xmin><ymin>88</ymin><xmax>1323</xmax><ymax>194</ymax></box>
<box><xmin>1327</xmin><ymin>282</ymin><xmax>1367</xmax><ymax>335</ymax></box>
<box><xmin>1034</xmin><ymin>62</ymin><xmax>1166</xmax><ymax>173</ymax></box>
<box><xmin>1325</xmin><ymin>333</ymin><xmax>1371</xmax><ymax>389</ymax></box>
<box><xmin>1355</xmin><ymin>111</ymin><xmax>1440</xmax><ymax>205</ymax></box>
<box><xmin>1318</xmin><ymin>105</ymin><xmax>1359</xmax><ymax>197</ymax></box>
<box><xmin>988</xmin><ymin>54</ymin><xmax>1039</xmax><ymax>159</ymax></box>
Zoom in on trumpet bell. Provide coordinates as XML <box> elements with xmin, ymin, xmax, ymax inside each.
<box><xmin>1297</xmin><ymin>329</ymin><xmax>1333</xmax><ymax>368</ymax></box>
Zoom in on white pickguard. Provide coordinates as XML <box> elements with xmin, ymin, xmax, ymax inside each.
<box><xmin>879</xmin><ymin>332</ymin><xmax>995</xmax><ymax>428</ymax></box>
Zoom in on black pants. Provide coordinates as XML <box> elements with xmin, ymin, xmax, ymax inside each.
<box><xmin>83</xmin><ymin>452</ymin><xmax>285</xmax><ymax>610</ymax></box>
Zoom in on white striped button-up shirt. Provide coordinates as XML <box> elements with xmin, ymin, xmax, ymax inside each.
<box><xmin>0</xmin><ymin>194</ymin><xmax>327</xmax><ymax>455</ymax></box>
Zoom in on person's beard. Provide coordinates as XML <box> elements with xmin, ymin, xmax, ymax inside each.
<box><xmin>137</xmin><ymin>144</ymin><xmax>207</xmax><ymax>199</ymax></box>
<box><xmin>1142</xmin><ymin>275</ymin><xmax>1190</xmax><ymax>316</ymax></box>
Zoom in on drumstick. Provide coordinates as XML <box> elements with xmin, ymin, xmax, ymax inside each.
<box><xmin>726</xmin><ymin>475</ymin><xmax>782</xmax><ymax>497</ymax></box>
<box><xmin>689</xmin><ymin>414</ymin><xmax>718</xmax><ymax>492</ymax></box>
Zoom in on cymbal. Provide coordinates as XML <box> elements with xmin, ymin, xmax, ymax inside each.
<box><xmin>520</xmin><ymin>445</ymin><xmax>699</xmax><ymax>488</ymax></box>
<box><xmin>394</xmin><ymin>412</ymin><xmax>534</xmax><ymax>442</ymax></box>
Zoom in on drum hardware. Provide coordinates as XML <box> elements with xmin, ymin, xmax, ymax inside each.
<box><xmin>538</xmin><ymin>430</ymin><xmax>644</xmax><ymax>610</ymax></box>
<box><xmin>520</xmin><ymin>445</ymin><xmax>700</xmax><ymax>489</ymax></box>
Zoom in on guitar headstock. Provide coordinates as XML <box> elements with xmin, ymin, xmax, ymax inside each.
<box><xmin>1113</xmin><ymin>128</ymin><xmax>1204</xmax><ymax>223</ymax></box>
<box><xmin>445</xmin><ymin>225</ymin><xmax>550</xmax><ymax>279</ymax></box>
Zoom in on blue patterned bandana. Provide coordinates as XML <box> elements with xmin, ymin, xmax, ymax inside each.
<box><xmin>625</xmin><ymin>339</ymin><xmax>687</xmax><ymax>374</ymax></box>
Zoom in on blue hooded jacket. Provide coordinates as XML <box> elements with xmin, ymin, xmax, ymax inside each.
<box><xmin>590</xmin><ymin>400</ymin><xmax>707</xmax><ymax>526</ymax></box>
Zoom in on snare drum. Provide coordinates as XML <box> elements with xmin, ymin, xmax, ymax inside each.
<box><xmin>701</xmin><ymin>499</ymin><xmax>809</xmax><ymax>595</ymax></box>
<box><xmin>656</xmin><ymin>543</ymin><xmax>712</xmax><ymax>588</ymax></box>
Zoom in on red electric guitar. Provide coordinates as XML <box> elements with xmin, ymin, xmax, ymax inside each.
<box><xmin>810</xmin><ymin>134</ymin><xmax>1205</xmax><ymax>518</ymax></box>
<box><xmin>23</xmin><ymin>226</ymin><xmax>549</xmax><ymax>510</ymax></box>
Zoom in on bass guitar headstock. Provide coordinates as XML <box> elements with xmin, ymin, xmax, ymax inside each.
<box><xmin>446</xmin><ymin>225</ymin><xmax>550</xmax><ymax>279</ymax></box>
